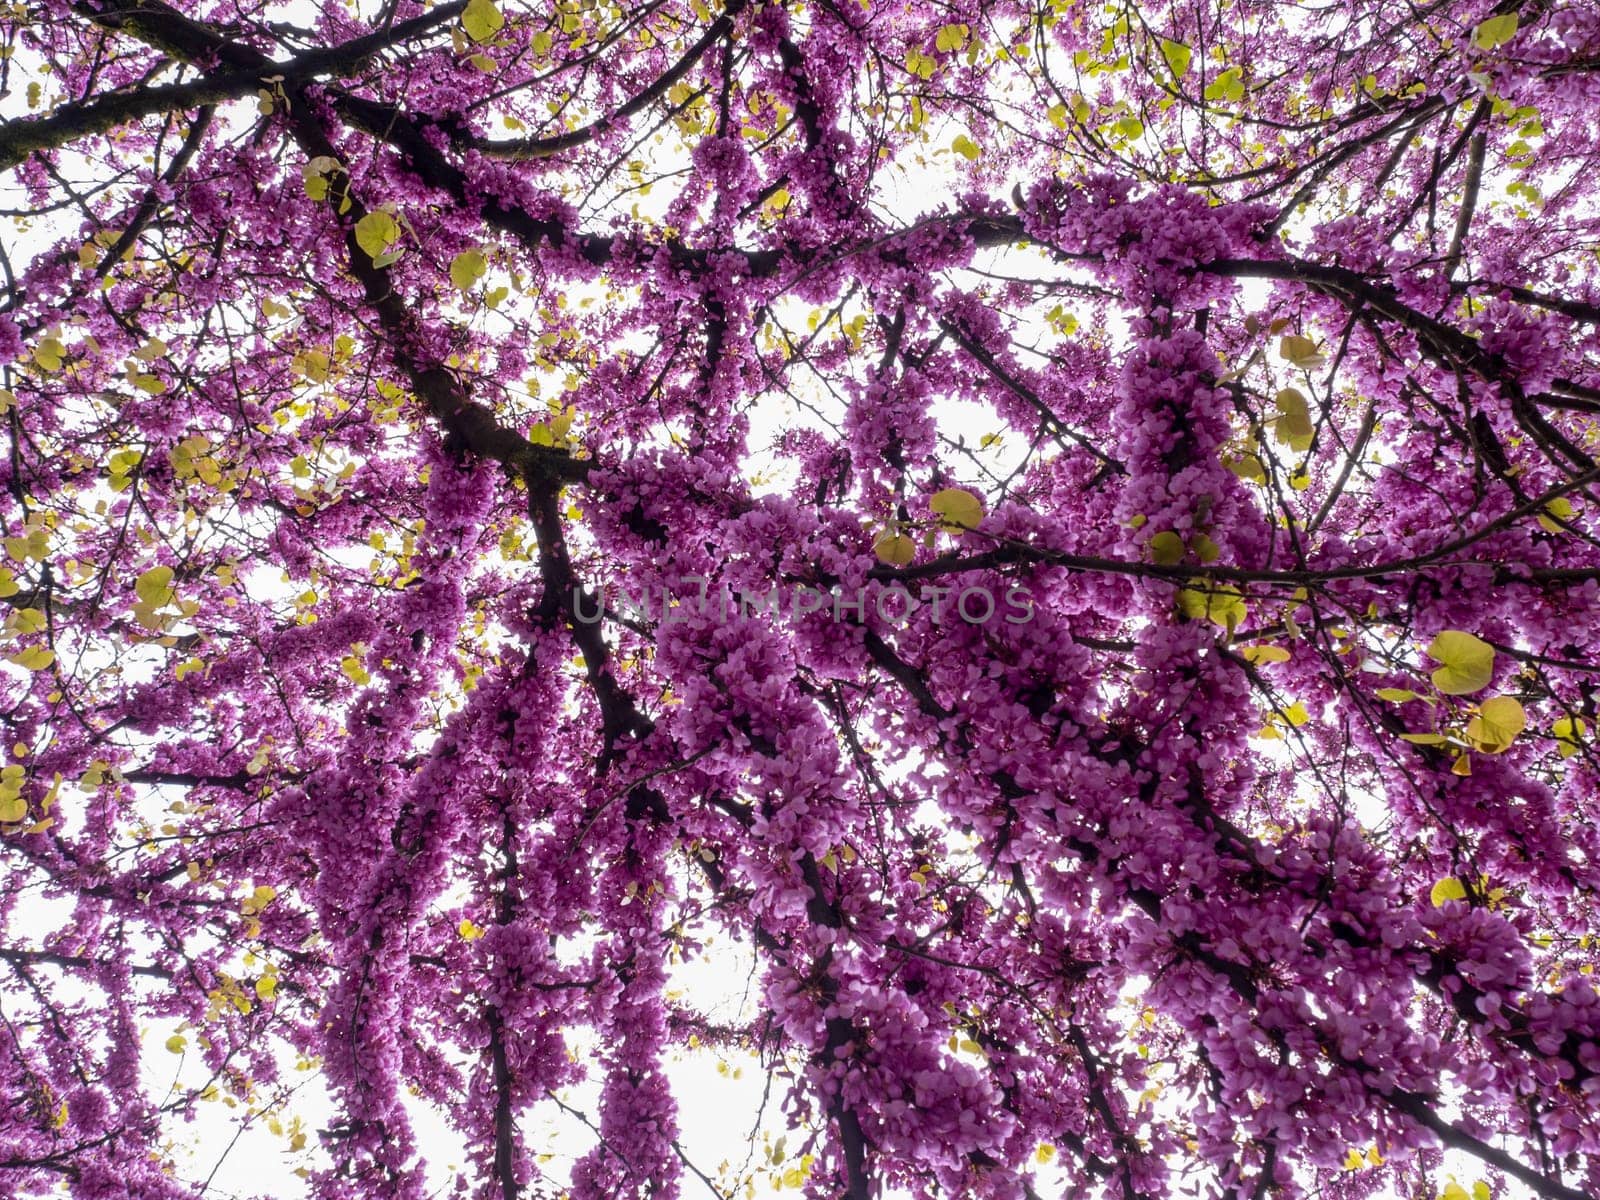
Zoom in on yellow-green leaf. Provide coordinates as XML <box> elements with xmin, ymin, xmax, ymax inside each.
<box><xmin>293</xmin><ymin>349</ymin><xmax>330</xmax><ymax>383</ymax></box>
<box><xmin>1537</xmin><ymin>497</ymin><xmax>1574</xmax><ymax>534</ymax></box>
<box><xmin>1159</xmin><ymin>39</ymin><xmax>1191</xmax><ymax>79</ymax></box>
<box><xmin>1430</xmin><ymin>877</ymin><xmax>1468</xmax><ymax>907</ymax></box>
<box><xmin>33</xmin><ymin>338</ymin><xmax>65</xmax><ymax>372</ymax></box>
<box><xmin>1471</xmin><ymin>14</ymin><xmax>1518</xmax><ymax>51</ymax></box>
<box><xmin>9</xmin><ymin>646</ymin><xmax>54</xmax><ymax>671</ymax></box>
<box><xmin>1553</xmin><ymin>715</ymin><xmax>1587</xmax><ymax>759</ymax></box>
<box><xmin>1148</xmin><ymin>530</ymin><xmax>1185</xmax><ymax>565</ymax></box>
<box><xmin>1278</xmin><ymin>335</ymin><xmax>1325</xmax><ymax>369</ymax></box>
<box><xmin>135</xmin><ymin>565</ymin><xmax>175</xmax><ymax>607</ymax></box>
<box><xmin>1465</xmin><ymin>695</ymin><xmax>1525</xmax><ymax>753</ymax></box>
<box><xmin>930</xmin><ymin>487</ymin><xmax>982</xmax><ymax>532</ymax></box>
<box><xmin>1224</xmin><ymin>450</ymin><xmax>1267</xmax><ymax>483</ymax></box>
<box><xmin>1375</xmin><ymin>687</ymin><xmax>1419</xmax><ymax>702</ymax></box>
<box><xmin>951</xmin><ymin>135</ymin><xmax>981</xmax><ymax>161</ymax></box>
<box><xmin>1177</xmin><ymin>582</ymin><xmax>1247</xmax><ymax>629</ymax></box>
<box><xmin>463</xmin><ymin>0</ymin><xmax>505</xmax><ymax>43</ymax></box>
<box><xmin>302</xmin><ymin>155</ymin><xmax>340</xmax><ymax>201</ymax></box>
<box><xmin>11</xmin><ymin>607</ymin><xmax>45</xmax><ymax>635</ymax></box>
<box><xmin>1240</xmin><ymin>644</ymin><xmax>1290</xmax><ymax>665</ymax></box>
<box><xmin>874</xmin><ymin>532</ymin><xmax>915</xmax><ymax>566</ymax></box>
<box><xmin>1427</xmin><ymin>630</ymin><xmax>1495</xmax><ymax>695</ymax></box>
<box><xmin>1272</xmin><ymin>387</ymin><xmax>1314</xmax><ymax>451</ymax></box>
<box><xmin>450</xmin><ymin>248</ymin><xmax>488</xmax><ymax>291</ymax></box>
<box><xmin>1203</xmin><ymin>66</ymin><xmax>1245</xmax><ymax>103</ymax></box>
<box><xmin>353</xmin><ymin>211</ymin><xmax>399</xmax><ymax>260</ymax></box>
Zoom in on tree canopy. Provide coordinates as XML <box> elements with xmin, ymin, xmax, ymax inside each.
<box><xmin>2</xmin><ymin>1</ymin><xmax>1600</xmax><ymax>1198</ymax></box>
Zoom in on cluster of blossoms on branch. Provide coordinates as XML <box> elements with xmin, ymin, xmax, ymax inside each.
<box><xmin>1</xmin><ymin>1</ymin><xmax>1600</xmax><ymax>1199</ymax></box>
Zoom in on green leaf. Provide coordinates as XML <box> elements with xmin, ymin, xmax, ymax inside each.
<box><xmin>951</xmin><ymin>135</ymin><xmax>981</xmax><ymax>161</ymax></box>
<box><xmin>7</xmin><ymin>646</ymin><xmax>54</xmax><ymax>671</ymax></box>
<box><xmin>1224</xmin><ymin>450</ymin><xmax>1267</xmax><ymax>483</ymax></box>
<box><xmin>450</xmin><ymin>249</ymin><xmax>488</xmax><ymax>291</ymax></box>
<box><xmin>1278</xmin><ymin>336</ymin><xmax>1325</xmax><ymax>369</ymax></box>
<box><xmin>302</xmin><ymin>155</ymin><xmax>340</xmax><ymax>202</ymax></box>
<box><xmin>1272</xmin><ymin>387</ymin><xmax>1315</xmax><ymax>451</ymax></box>
<box><xmin>1177</xmin><ymin>582</ymin><xmax>1247</xmax><ymax>629</ymax></box>
<box><xmin>935</xmin><ymin>23</ymin><xmax>969</xmax><ymax>53</ymax></box>
<box><xmin>1465</xmin><ymin>695</ymin><xmax>1526</xmax><ymax>753</ymax></box>
<box><xmin>1427</xmin><ymin>630</ymin><xmax>1495</xmax><ymax>695</ymax></box>
<box><xmin>353</xmin><ymin>211</ymin><xmax>399</xmax><ymax>260</ymax></box>
<box><xmin>1471</xmin><ymin>14</ymin><xmax>1518</xmax><ymax>52</ymax></box>
<box><xmin>135</xmin><ymin>565</ymin><xmax>175</xmax><ymax>607</ymax></box>
<box><xmin>1430</xmin><ymin>877</ymin><xmax>1468</xmax><ymax>907</ymax></box>
<box><xmin>1375</xmin><ymin>687</ymin><xmax>1418</xmax><ymax>702</ymax></box>
<box><xmin>930</xmin><ymin>487</ymin><xmax>982</xmax><ymax>532</ymax></box>
<box><xmin>1148</xmin><ymin>530</ymin><xmax>1185</xmax><ymax>565</ymax></box>
<box><xmin>873</xmin><ymin>531</ymin><xmax>915</xmax><ymax>566</ymax></box>
<box><xmin>1159</xmin><ymin>39</ymin><xmax>1191</xmax><ymax>80</ymax></box>
<box><xmin>1240</xmin><ymin>644</ymin><xmax>1290</xmax><ymax>665</ymax></box>
<box><xmin>293</xmin><ymin>349</ymin><xmax>330</xmax><ymax>383</ymax></box>
<box><xmin>463</xmin><ymin>0</ymin><xmax>505</xmax><ymax>42</ymax></box>
<box><xmin>1553</xmin><ymin>715</ymin><xmax>1587</xmax><ymax>759</ymax></box>
<box><xmin>1203</xmin><ymin>66</ymin><xmax>1244</xmax><ymax>103</ymax></box>
<box><xmin>1400</xmin><ymin>731</ymin><xmax>1446</xmax><ymax>745</ymax></box>
<box><xmin>32</xmin><ymin>337</ymin><xmax>64</xmax><ymax>372</ymax></box>
<box><xmin>1537</xmin><ymin>496</ymin><xmax>1574</xmax><ymax>534</ymax></box>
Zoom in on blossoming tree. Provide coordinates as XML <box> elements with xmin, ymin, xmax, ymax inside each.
<box><xmin>2</xmin><ymin>0</ymin><xmax>1598</xmax><ymax>1197</ymax></box>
